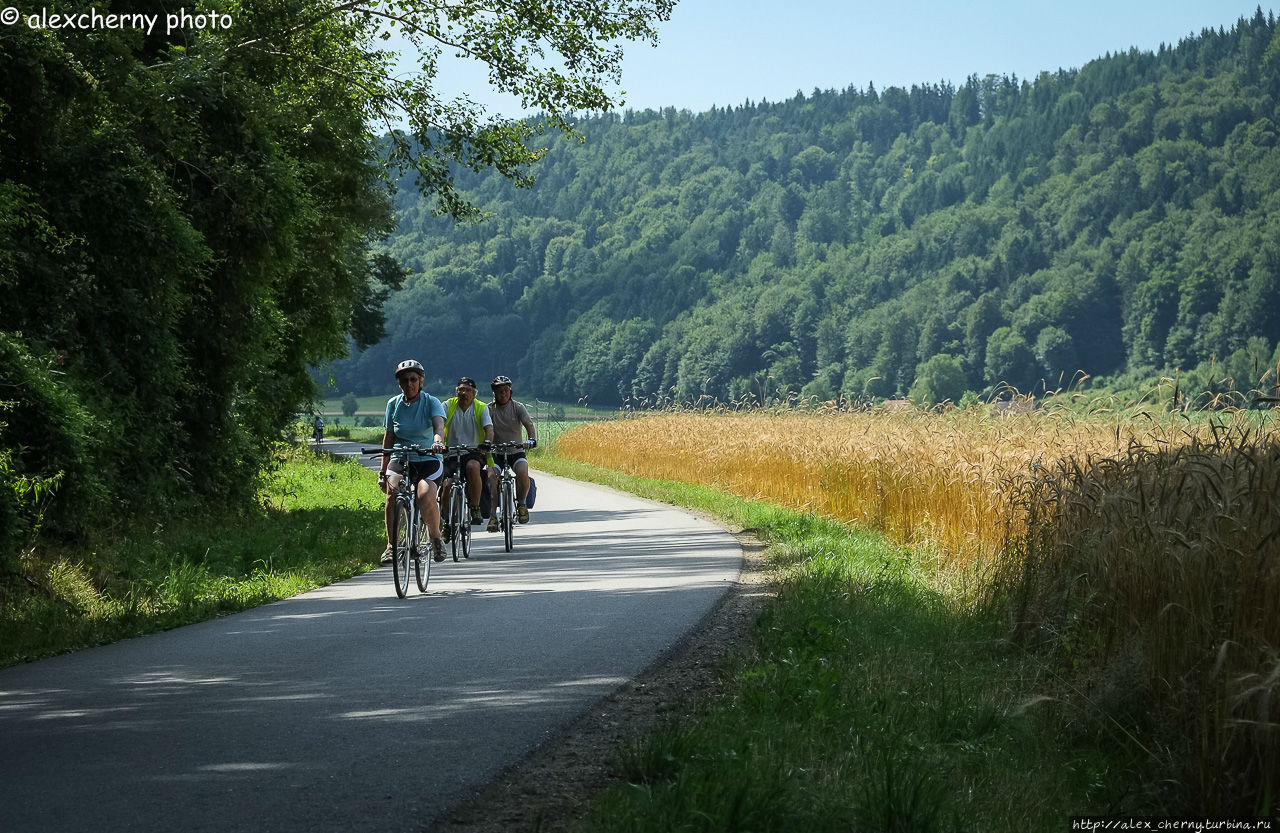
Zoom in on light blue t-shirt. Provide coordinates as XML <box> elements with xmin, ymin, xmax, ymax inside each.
<box><xmin>384</xmin><ymin>393</ymin><xmax>445</xmax><ymax>462</ymax></box>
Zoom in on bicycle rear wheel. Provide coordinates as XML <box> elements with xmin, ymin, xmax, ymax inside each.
<box><xmin>414</xmin><ymin>510</ymin><xmax>430</xmax><ymax>592</ymax></box>
<box><xmin>391</xmin><ymin>498</ymin><xmax>412</xmax><ymax>598</ymax></box>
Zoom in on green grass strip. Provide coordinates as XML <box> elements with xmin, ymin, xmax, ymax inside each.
<box><xmin>0</xmin><ymin>446</ymin><xmax>385</xmax><ymax>668</ymax></box>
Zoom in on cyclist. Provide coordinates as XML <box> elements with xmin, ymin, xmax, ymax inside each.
<box><xmin>485</xmin><ymin>375</ymin><xmax>537</xmax><ymax>531</ymax></box>
<box><xmin>379</xmin><ymin>359</ymin><xmax>447</xmax><ymax>564</ymax></box>
<box><xmin>312</xmin><ymin>414</ymin><xmax>325</xmax><ymax>443</ymax></box>
<box><xmin>441</xmin><ymin>376</ymin><xmax>493</xmax><ymax>533</ymax></box>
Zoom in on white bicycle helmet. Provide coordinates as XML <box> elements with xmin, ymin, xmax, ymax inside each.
<box><xmin>395</xmin><ymin>359</ymin><xmax>425</xmax><ymax>379</ymax></box>
<box><xmin>490</xmin><ymin>375</ymin><xmax>512</xmax><ymax>389</ymax></box>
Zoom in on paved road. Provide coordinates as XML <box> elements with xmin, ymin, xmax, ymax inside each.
<box><xmin>0</xmin><ymin>450</ymin><xmax>741</xmax><ymax>833</ymax></box>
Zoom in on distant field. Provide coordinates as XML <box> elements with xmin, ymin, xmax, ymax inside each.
<box><xmin>314</xmin><ymin>393</ymin><xmax>613</xmax><ymax>423</ymax></box>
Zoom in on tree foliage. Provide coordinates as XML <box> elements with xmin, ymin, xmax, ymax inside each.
<box><xmin>908</xmin><ymin>354</ymin><xmax>967</xmax><ymax>406</ymax></box>
<box><xmin>0</xmin><ymin>0</ymin><xmax>672</xmax><ymax>559</ymax></box>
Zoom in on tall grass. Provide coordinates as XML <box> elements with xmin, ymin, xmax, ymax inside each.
<box><xmin>321</xmin><ymin>423</ymin><xmax>385</xmax><ymax>443</ymax></box>
<box><xmin>996</xmin><ymin>422</ymin><xmax>1279</xmax><ymax>813</ymax></box>
<box><xmin>554</xmin><ymin>403</ymin><xmax>1279</xmax><ymax>812</ymax></box>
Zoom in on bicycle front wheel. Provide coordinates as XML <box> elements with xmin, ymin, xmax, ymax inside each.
<box><xmin>414</xmin><ymin>510</ymin><xmax>430</xmax><ymax>592</ymax></box>
<box><xmin>391</xmin><ymin>498</ymin><xmax>412</xmax><ymax>598</ymax></box>
<box><xmin>450</xmin><ymin>486</ymin><xmax>464</xmax><ymax>562</ymax></box>
<box><xmin>502</xmin><ymin>480</ymin><xmax>515</xmax><ymax>552</ymax></box>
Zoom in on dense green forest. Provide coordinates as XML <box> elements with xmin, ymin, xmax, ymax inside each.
<box><xmin>327</xmin><ymin>9</ymin><xmax>1280</xmax><ymax>408</ymax></box>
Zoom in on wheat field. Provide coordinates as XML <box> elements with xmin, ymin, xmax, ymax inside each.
<box><xmin>556</xmin><ymin>405</ymin><xmax>1198</xmax><ymax>569</ymax></box>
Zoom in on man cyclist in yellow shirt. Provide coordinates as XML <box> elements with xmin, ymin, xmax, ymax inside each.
<box><xmin>441</xmin><ymin>376</ymin><xmax>493</xmax><ymax>538</ymax></box>
<box><xmin>485</xmin><ymin>375</ymin><xmax>537</xmax><ymax>531</ymax></box>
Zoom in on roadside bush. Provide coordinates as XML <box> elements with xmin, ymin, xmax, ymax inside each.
<box><xmin>0</xmin><ymin>334</ymin><xmax>105</xmax><ymax>570</ymax></box>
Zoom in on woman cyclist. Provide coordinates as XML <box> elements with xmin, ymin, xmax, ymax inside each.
<box><xmin>378</xmin><ymin>359</ymin><xmax>447</xmax><ymax>563</ymax></box>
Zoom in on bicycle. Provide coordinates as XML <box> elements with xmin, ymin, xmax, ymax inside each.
<box><xmin>439</xmin><ymin>446</ymin><xmax>476</xmax><ymax>562</ymax></box>
<box><xmin>362</xmin><ymin>444</ymin><xmax>431</xmax><ymax>597</ymax></box>
<box><xmin>488</xmin><ymin>441</ymin><xmax>528</xmax><ymax>553</ymax></box>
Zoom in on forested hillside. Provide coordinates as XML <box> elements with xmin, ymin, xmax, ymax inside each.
<box><xmin>330</xmin><ymin>10</ymin><xmax>1280</xmax><ymax>407</ymax></box>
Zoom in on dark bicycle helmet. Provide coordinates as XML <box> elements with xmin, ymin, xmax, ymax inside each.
<box><xmin>395</xmin><ymin>359</ymin><xmax>425</xmax><ymax>379</ymax></box>
<box><xmin>490</xmin><ymin>375</ymin><xmax>513</xmax><ymax>389</ymax></box>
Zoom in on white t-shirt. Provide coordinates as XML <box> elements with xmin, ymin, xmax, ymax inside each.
<box><xmin>447</xmin><ymin>400</ymin><xmax>492</xmax><ymax>448</ymax></box>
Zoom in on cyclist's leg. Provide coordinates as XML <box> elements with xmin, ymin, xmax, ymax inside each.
<box><xmin>416</xmin><ymin>461</ymin><xmax>446</xmax><ymax>562</ymax></box>
<box><xmin>416</xmin><ymin>480</ymin><xmax>436</xmax><ymax>545</ymax></box>
<box><xmin>439</xmin><ymin>462</ymin><xmax>456</xmax><ymax>541</ymax></box>
<box><xmin>416</xmin><ymin>465</ymin><xmax>441</xmax><ymax>537</ymax></box>
<box><xmin>514</xmin><ymin>456</ymin><xmax>531</xmax><ymax>501</ymax></box>
<box><xmin>514</xmin><ymin>457</ymin><xmax>531</xmax><ymax>523</ymax></box>
<box><xmin>478</xmin><ymin>463</ymin><xmax>493</xmax><ymax>517</ymax></box>
<box><xmin>486</xmin><ymin>463</ymin><xmax>500</xmax><ymax>532</ymax></box>
<box><xmin>382</xmin><ymin>467</ymin><xmax>405</xmax><ymax>561</ymax></box>
<box><xmin>464</xmin><ymin>456</ymin><xmax>485</xmax><ymax>523</ymax></box>
<box><xmin>426</xmin><ymin>480</ymin><xmax>447</xmax><ymax>564</ymax></box>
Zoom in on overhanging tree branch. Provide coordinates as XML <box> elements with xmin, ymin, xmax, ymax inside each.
<box><xmin>221</xmin><ymin>0</ymin><xmax>674</xmax><ymax>217</ymax></box>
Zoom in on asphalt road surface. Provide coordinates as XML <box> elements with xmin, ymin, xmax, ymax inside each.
<box><xmin>0</xmin><ymin>447</ymin><xmax>741</xmax><ymax>833</ymax></box>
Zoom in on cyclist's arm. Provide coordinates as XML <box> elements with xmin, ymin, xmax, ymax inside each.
<box><xmin>518</xmin><ymin>403</ymin><xmax>536</xmax><ymax>445</ymax></box>
<box><xmin>431</xmin><ymin>415</ymin><xmax>445</xmax><ymax>451</ymax></box>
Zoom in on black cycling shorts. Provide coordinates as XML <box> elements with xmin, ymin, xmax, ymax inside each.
<box><xmin>389</xmin><ymin>457</ymin><xmax>442</xmax><ymax>483</ymax></box>
<box><xmin>444</xmin><ymin>451</ymin><xmax>486</xmax><ymax>477</ymax></box>
<box><xmin>490</xmin><ymin>450</ymin><xmax>527</xmax><ymax>469</ymax></box>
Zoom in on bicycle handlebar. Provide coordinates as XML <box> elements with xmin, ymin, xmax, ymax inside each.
<box><xmin>440</xmin><ymin>445</ymin><xmax>482</xmax><ymax>461</ymax></box>
<box><xmin>360</xmin><ymin>444</ymin><xmax>435</xmax><ymax>456</ymax></box>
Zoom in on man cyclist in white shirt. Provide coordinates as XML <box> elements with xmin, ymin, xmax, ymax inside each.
<box><xmin>378</xmin><ymin>360</ymin><xmax>447</xmax><ymax>563</ymax></box>
<box><xmin>485</xmin><ymin>375</ymin><xmax>537</xmax><ymax>531</ymax></box>
<box><xmin>441</xmin><ymin>376</ymin><xmax>493</xmax><ymax>536</ymax></box>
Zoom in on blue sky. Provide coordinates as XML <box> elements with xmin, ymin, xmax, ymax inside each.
<box><xmin>417</xmin><ymin>1</ymin><xmax>1270</xmax><ymax>118</ymax></box>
